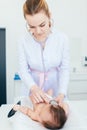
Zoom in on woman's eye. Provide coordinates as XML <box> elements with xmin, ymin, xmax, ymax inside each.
<box><xmin>30</xmin><ymin>26</ymin><xmax>35</xmax><ymax>29</ymax></box>
<box><xmin>40</xmin><ymin>24</ymin><xmax>45</xmax><ymax>27</ymax></box>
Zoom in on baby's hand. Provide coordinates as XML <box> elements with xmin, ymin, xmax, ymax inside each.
<box><xmin>13</xmin><ymin>105</ymin><xmax>20</xmax><ymax>111</ymax></box>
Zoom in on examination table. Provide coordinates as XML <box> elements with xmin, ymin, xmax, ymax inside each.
<box><xmin>0</xmin><ymin>97</ymin><xmax>87</xmax><ymax>130</ymax></box>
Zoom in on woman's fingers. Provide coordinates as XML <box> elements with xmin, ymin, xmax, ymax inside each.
<box><xmin>34</xmin><ymin>93</ymin><xmax>44</xmax><ymax>103</ymax></box>
<box><xmin>31</xmin><ymin>92</ymin><xmax>44</xmax><ymax>103</ymax></box>
<box><xmin>31</xmin><ymin>91</ymin><xmax>49</xmax><ymax>103</ymax></box>
<box><xmin>30</xmin><ymin>85</ymin><xmax>51</xmax><ymax>103</ymax></box>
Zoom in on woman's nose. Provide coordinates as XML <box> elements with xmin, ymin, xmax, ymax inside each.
<box><xmin>35</xmin><ymin>27</ymin><xmax>42</xmax><ymax>34</ymax></box>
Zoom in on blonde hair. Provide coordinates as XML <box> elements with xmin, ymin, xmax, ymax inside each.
<box><xmin>23</xmin><ymin>0</ymin><xmax>50</xmax><ymax>18</ymax></box>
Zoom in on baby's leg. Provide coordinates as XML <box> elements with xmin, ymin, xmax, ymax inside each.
<box><xmin>13</xmin><ymin>105</ymin><xmax>31</xmax><ymax>115</ymax></box>
<box><xmin>13</xmin><ymin>105</ymin><xmax>38</xmax><ymax>121</ymax></box>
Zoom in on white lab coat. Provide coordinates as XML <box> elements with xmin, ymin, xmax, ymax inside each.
<box><xmin>17</xmin><ymin>28</ymin><xmax>70</xmax><ymax>97</ymax></box>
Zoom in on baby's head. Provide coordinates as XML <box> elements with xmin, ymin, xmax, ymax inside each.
<box><xmin>40</xmin><ymin>104</ymin><xmax>67</xmax><ymax>129</ymax></box>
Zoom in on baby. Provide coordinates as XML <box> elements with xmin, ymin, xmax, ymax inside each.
<box><xmin>13</xmin><ymin>96</ymin><xmax>69</xmax><ymax>129</ymax></box>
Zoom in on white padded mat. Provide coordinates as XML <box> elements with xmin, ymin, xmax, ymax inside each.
<box><xmin>0</xmin><ymin>97</ymin><xmax>87</xmax><ymax>130</ymax></box>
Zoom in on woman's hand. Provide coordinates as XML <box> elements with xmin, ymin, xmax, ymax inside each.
<box><xmin>55</xmin><ymin>93</ymin><xmax>65</xmax><ymax>105</ymax></box>
<box><xmin>30</xmin><ymin>85</ymin><xmax>49</xmax><ymax>104</ymax></box>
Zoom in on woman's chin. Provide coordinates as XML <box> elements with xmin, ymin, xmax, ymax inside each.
<box><xmin>36</xmin><ymin>37</ymin><xmax>47</xmax><ymax>43</ymax></box>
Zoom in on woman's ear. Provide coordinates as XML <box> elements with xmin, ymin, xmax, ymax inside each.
<box><xmin>49</xmin><ymin>12</ymin><xmax>53</xmax><ymax>27</ymax></box>
<box><xmin>49</xmin><ymin>12</ymin><xmax>52</xmax><ymax>18</ymax></box>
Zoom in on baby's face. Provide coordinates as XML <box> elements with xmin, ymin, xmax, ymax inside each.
<box><xmin>39</xmin><ymin>104</ymin><xmax>53</xmax><ymax>122</ymax></box>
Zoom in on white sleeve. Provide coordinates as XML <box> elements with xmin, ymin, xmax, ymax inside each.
<box><xmin>17</xmin><ymin>38</ymin><xmax>36</xmax><ymax>91</ymax></box>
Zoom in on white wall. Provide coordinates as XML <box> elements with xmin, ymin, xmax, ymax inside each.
<box><xmin>0</xmin><ymin>0</ymin><xmax>25</xmax><ymax>103</ymax></box>
<box><xmin>0</xmin><ymin>0</ymin><xmax>87</xmax><ymax>103</ymax></box>
<box><xmin>47</xmin><ymin>0</ymin><xmax>87</xmax><ymax>72</ymax></box>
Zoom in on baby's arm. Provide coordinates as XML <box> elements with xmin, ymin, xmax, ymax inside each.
<box><xmin>14</xmin><ymin>105</ymin><xmax>38</xmax><ymax>121</ymax></box>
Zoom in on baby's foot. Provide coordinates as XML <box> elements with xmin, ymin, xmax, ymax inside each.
<box><xmin>13</xmin><ymin>105</ymin><xmax>20</xmax><ymax>111</ymax></box>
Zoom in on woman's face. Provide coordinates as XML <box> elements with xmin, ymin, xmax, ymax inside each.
<box><xmin>25</xmin><ymin>10</ymin><xmax>51</xmax><ymax>42</ymax></box>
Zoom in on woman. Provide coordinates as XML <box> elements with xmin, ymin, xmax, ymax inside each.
<box><xmin>18</xmin><ymin>0</ymin><xmax>69</xmax><ymax>104</ymax></box>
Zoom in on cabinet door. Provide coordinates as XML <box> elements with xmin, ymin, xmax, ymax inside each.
<box><xmin>68</xmin><ymin>79</ymin><xmax>87</xmax><ymax>100</ymax></box>
<box><xmin>0</xmin><ymin>28</ymin><xmax>6</xmax><ymax>106</ymax></box>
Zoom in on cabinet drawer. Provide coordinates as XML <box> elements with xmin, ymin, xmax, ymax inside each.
<box><xmin>68</xmin><ymin>80</ymin><xmax>87</xmax><ymax>94</ymax></box>
<box><xmin>68</xmin><ymin>79</ymin><xmax>87</xmax><ymax>100</ymax></box>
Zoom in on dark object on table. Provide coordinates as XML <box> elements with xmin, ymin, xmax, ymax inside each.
<box><xmin>7</xmin><ymin>101</ymin><xmax>21</xmax><ymax>118</ymax></box>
